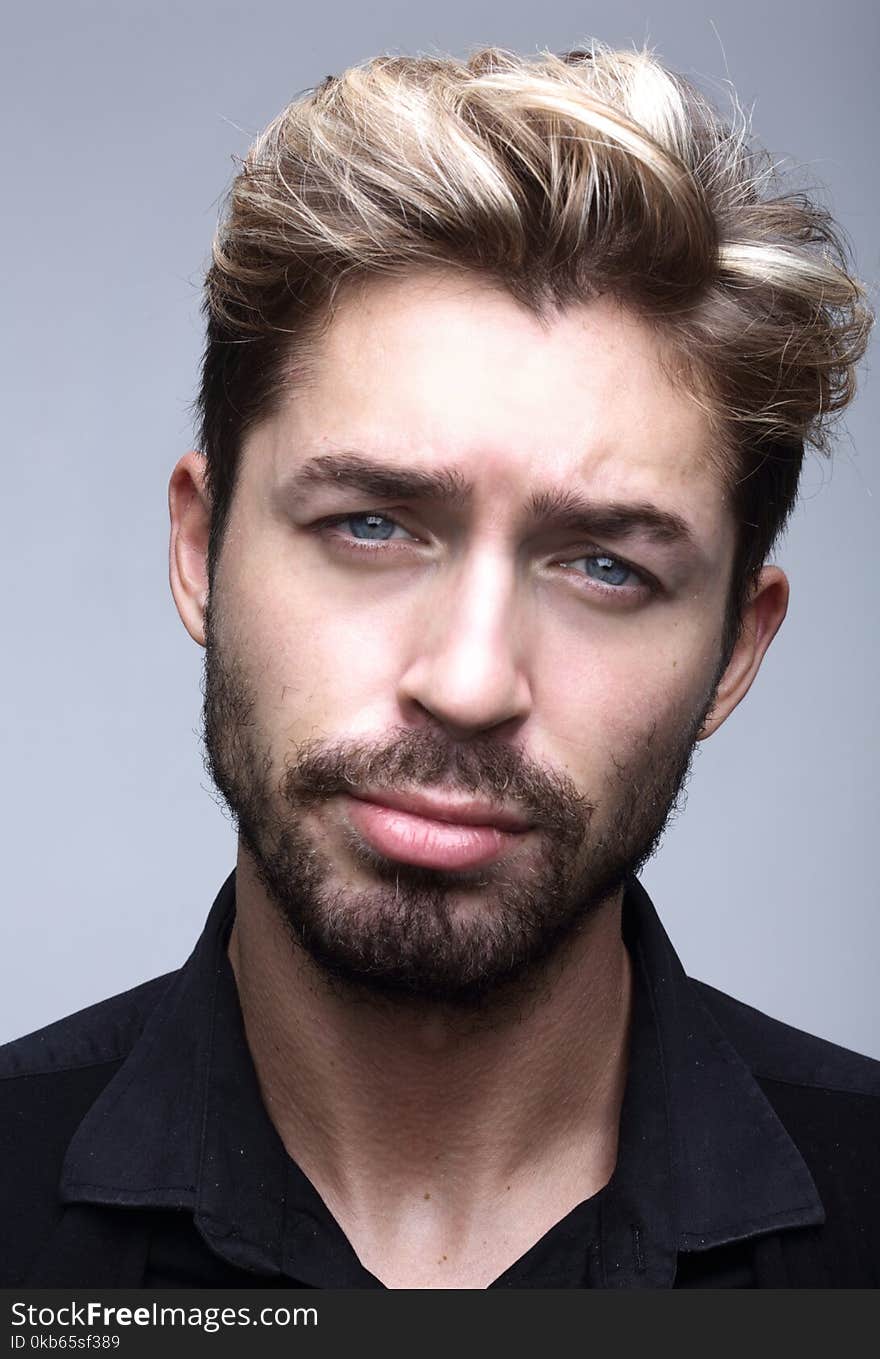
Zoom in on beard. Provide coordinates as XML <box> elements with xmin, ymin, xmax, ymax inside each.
<box><xmin>201</xmin><ymin>595</ymin><xmax>720</xmax><ymax>1011</ymax></box>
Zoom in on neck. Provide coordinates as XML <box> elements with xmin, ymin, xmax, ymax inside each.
<box><xmin>228</xmin><ymin>849</ymin><xmax>633</xmax><ymax>1280</ymax></box>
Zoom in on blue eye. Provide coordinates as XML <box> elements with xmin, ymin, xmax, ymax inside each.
<box><xmin>581</xmin><ymin>554</ymin><xmax>634</xmax><ymax>587</ymax></box>
<box><xmin>317</xmin><ymin>515</ymin><xmax>650</xmax><ymax>597</ymax></box>
<box><xmin>339</xmin><ymin>513</ymin><xmax>401</xmax><ymax>541</ymax></box>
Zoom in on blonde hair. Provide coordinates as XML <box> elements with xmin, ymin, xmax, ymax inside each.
<box><xmin>198</xmin><ymin>42</ymin><xmax>872</xmax><ymax>644</ymax></box>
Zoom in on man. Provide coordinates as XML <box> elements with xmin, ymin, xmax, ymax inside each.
<box><xmin>2</xmin><ymin>43</ymin><xmax>877</xmax><ymax>1289</ymax></box>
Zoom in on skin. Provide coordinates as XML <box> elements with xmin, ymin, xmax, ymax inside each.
<box><xmin>168</xmin><ymin>268</ymin><xmax>788</xmax><ymax>1287</ymax></box>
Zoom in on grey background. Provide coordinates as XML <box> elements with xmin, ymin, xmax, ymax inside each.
<box><xmin>2</xmin><ymin>0</ymin><xmax>876</xmax><ymax>1054</ymax></box>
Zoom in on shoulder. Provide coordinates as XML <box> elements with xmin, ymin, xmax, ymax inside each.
<box><xmin>690</xmin><ymin>977</ymin><xmax>880</xmax><ymax>1098</ymax></box>
<box><xmin>691</xmin><ymin>977</ymin><xmax>880</xmax><ymax>1269</ymax></box>
<box><xmin>0</xmin><ymin>972</ymin><xmax>178</xmax><ymax>1154</ymax></box>
<box><xmin>0</xmin><ymin>972</ymin><xmax>176</xmax><ymax>1285</ymax></box>
<box><xmin>0</xmin><ymin>972</ymin><xmax>176</xmax><ymax>1081</ymax></box>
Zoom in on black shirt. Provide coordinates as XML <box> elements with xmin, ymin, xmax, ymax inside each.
<box><xmin>3</xmin><ymin>873</ymin><xmax>879</xmax><ymax>1288</ymax></box>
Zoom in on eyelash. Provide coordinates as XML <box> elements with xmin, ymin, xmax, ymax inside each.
<box><xmin>312</xmin><ymin>511</ymin><xmax>656</xmax><ymax>598</ymax></box>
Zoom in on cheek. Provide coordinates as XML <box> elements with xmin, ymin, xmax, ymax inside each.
<box><xmin>226</xmin><ymin>552</ymin><xmax>403</xmax><ymax>734</ymax></box>
<box><xmin>534</xmin><ymin>617</ymin><xmax>718</xmax><ymax>781</ymax></box>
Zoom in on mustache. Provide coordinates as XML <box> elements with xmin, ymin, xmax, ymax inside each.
<box><xmin>279</xmin><ymin>725</ymin><xmax>593</xmax><ymax>844</ymax></box>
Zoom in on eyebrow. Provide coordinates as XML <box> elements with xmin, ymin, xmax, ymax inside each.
<box><xmin>287</xmin><ymin>450</ymin><xmax>702</xmax><ymax>553</ymax></box>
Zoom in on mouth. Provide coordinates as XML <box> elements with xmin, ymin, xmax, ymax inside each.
<box><xmin>342</xmin><ymin>791</ymin><xmax>533</xmax><ymax>871</ymax></box>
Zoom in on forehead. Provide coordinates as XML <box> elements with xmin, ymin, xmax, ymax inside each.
<box><xmin>255</xmin><ymin>268</ymin><xmax>730</xmax><ymax>540</ymax></box>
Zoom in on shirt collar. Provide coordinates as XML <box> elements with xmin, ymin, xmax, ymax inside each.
<box><xmin>60</xmin><ymin>870</ymin><xmax>824</xmax><ymax>1285</ymax></box>
<box><xmin>624</xmin><ymin>877</ymin><xmax>824</xmax><ymax>1255</ymax></box>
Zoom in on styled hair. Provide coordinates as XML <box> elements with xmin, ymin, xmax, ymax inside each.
<box><xmin>196</xmin><ymin>42</ymin><xmax>872</xmax><ymax>659</ymax></box>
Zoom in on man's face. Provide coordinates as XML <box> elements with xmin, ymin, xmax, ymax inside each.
<box><xmin>200</xmin><ymin>271</ymin><xmax>737</xmax><ymax>1007</ymax></box>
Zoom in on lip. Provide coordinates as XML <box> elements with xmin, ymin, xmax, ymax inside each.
<box><xmin>348</xmin><ymin>787</ymin><xmax>532</xmax><ymax>833</ymax></box>
<box><xmin>341</xmin><ymin>788</ymin><xmax>533</xmax><ymax>871</ymax></box>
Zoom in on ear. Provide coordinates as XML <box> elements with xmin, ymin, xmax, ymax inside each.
<box><xmin>168</xmin><ymin>450</ymin><xmax>211</xmax><ymax>647</ymax></box>
<box><xmin>697</xmin><ymin>565</ymin><xmax>789</xmax><ymax>741</ymax></box>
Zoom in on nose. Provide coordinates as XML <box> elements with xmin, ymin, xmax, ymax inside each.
<box><xmin>397</xmin><ymin>547</ymin><xmax>533</xmax><ymax>739</ymax></box>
